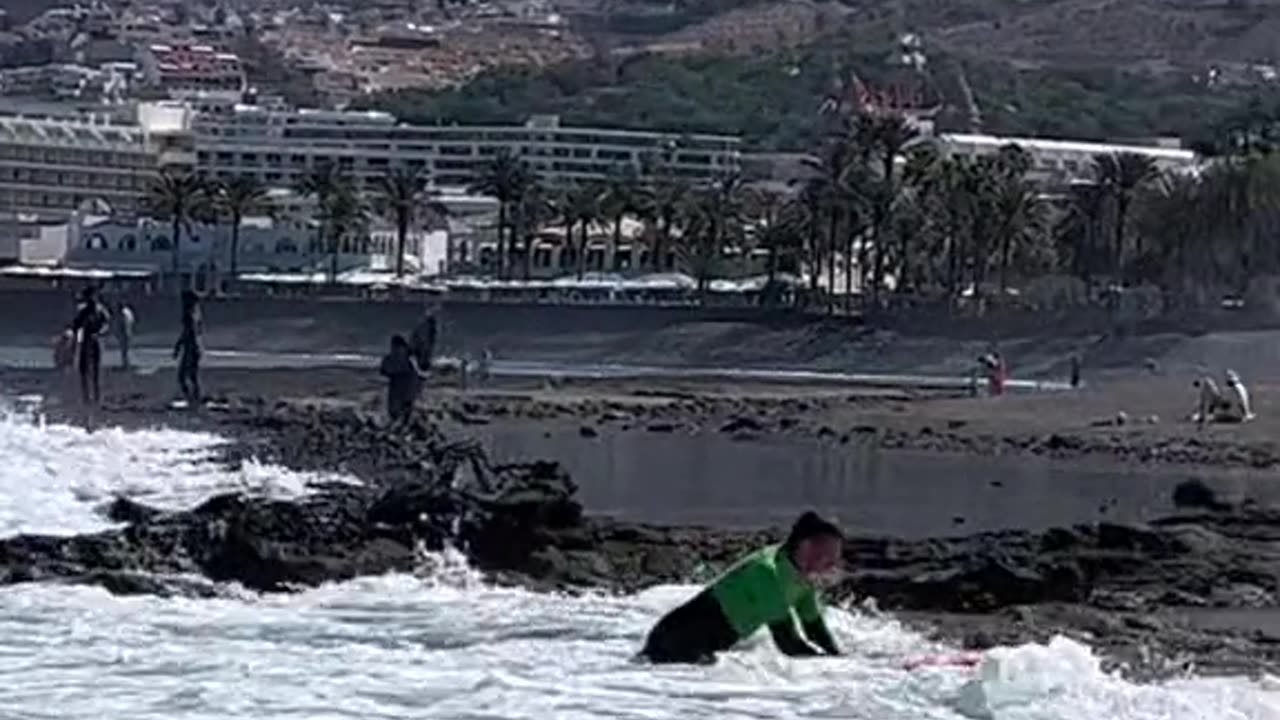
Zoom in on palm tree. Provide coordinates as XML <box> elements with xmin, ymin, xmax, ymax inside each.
<box><xmin>1058</xmin><ymin>180</ymin><xmax>1110</xmax><ymax>288</ymax></box>
<box><xmin>1093</xmin><ymin>152</ymin><xmax>1158</xmax><ymax>282</ymax></box>
<box><xmin>646</xmin><ymin>176</ymin><xmax>686</xmax><ymax>273</ymax></box>
<box><xmin>318</xmin><ymin>180</ymin><xmax>367</xmax><ymax>282</ymax></box>
<box><xmin>372</xmin><ymin>167</ymin><xmax>427</xmax><ymax>277</ymax></box>
<box><xmin>746</xmin><ymin>188</ymin><xmax>802</xmax><ymax>303</ymax></box>
<box><xmin>680</xmin><ymin>171</ymin><xmax>744</xmax><ymax>299</ymax></box>
<box><xmin>867</xmin><ymin>114</ymin><xmax>920</xmax><ymax>305</ymax></box>
<box><xmin>990</xmin><ymin>162</ymin><xmax>1041</xmax><ymax>294</ymax></box>
<box><xmin>146</xmin><ymin>169</ymin><xmax>210</xmax><ymax>289</ymax></box>
<box><xmin>297</xmin><ymin>160</ymin><xmax>345</xmax><ymax>278</ymax></box>
<box><xmin>1134</xmin><ymin>171</ymin><xmax>1202</xmax><ymax>294</ymax></box>
<box><xmin>803</xmin><ymin>135</ymin><xmax>859</xmax><ymax>312</ymax></box>
<box><xmin>565</xmin><ymin>182</ymin><xmax>603</xmax><ymax>279</ymax></box>
<box><xmin>213</xmin><ymin>176</ymin><xmax>270</xmax><ymax>282</ymax></box>
<box><xmin>469</xmin><ymin>150</ymin><xmax>529</xmax><ymax>279</ymax></box>
<box><xmin>600</xmin><ymin>166</ymin><xmax>643</xmax><ymax>271</ymax></box>
<box><xmin>513</xmin><ymin>176</ymin><xmax>552</xmax><ymax>279</ymax></box>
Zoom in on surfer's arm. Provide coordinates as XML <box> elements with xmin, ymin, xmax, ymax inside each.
<box><xmin>768</xmin><ymin>620</ymin><xmax>819</xmax><ymax>657</ymax></box>
<box><xmin>796</xmin><ymin>591</ymin><xmax>840</xmax><ymax>655</ymax></box>
<box><xmin>801</xmin><ymin>619</ymin><xmax>839</xmax><ymax>655</ymax></box>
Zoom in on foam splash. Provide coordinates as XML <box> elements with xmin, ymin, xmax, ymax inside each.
<box><xmin>0</xmin><ymin>404</ymin><xmax>347</xmax><ymax>537</ymax></box>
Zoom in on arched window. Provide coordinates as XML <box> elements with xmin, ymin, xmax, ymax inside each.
<box><xmin>119</xmin><ymin>234</ymin><xmax>136</xmax><ymax>251</ymax></box>
<box><xmin>151</xmin><ymin>235</ymin><xmax>171</xmax><ymax>251</ymax></box>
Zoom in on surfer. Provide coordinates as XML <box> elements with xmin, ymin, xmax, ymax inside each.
<box><xmin>174</xmin><ymin>290</ymin><xmax>203</xmax><ymax>407</ymax></box>
<box><xmin>639</xmin><ymin>511</ymin><xmax>842</xmax><ymax>664</ymax></box>
<box><xmin>70</xmin><ymin>286</ymin><xmax>110</xmax><ymax>406</ymax></box>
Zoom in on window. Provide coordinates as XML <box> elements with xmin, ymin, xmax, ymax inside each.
<box><xmin>534</xmin><ymin>247</ymin><xmax>552</xmax><ymax>268</ymax></box>
<box><xmin>151</xmin><ymin>235</ymin><xmax>171</xmax><ymax>251</ymax></box>
<box><xmin>119</xmin><ymin>234</ymin><xmax>137</xmax><ymax>251</ymax></box>
<box><xmin>275</xmin><ymin>238</ymin><xmax>297</xmax><ymax>254</ymax></box>
<box><xmin>85</xmin><ymin>233</ymin><xmax>108</xmax><ymax>250</ymax></box>
<box><xmin>587</xmin><ymin>248</ymin><xmax>604</xmax><ymax>270</ymax></box>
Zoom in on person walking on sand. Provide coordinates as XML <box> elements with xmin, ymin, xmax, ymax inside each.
<box><xmin>115</xmin><ymin>301</ymin><xmax>135</xmax><ymax>371</ymax></box>
<box><xmin>639</xmin><ymin>511</ymin><xmax>843</xmax><ymax>664</ymax></box>
<box><xmin>380</xmin><ymin>334</ymin><xmax>429</xmax><ymax>424</ymax></box>
<box><xmin>173</xmin><ymin>290</ymin><xmax>203</xmax><ymax>408</ymax></box>
<box><xmin>71</xmin><ymin>286</ymin><xmax>110</xmax><ymax>406</ymax></box>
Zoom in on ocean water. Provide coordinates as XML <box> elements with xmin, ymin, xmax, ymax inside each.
<box><xmin>0</xmin><ymin>408</ymin><xmax>1276</xmax><ymax>719</ymax></box>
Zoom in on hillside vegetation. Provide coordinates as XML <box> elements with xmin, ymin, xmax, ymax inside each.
<box><xmin>357</xmin><ymin>25</ymin><xmax>1276</xmax><ymax>150</ymax></box>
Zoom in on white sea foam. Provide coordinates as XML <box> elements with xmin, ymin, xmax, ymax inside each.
<box><xmin>0</xmin><ymin>404</ymin><xmax>342</xmax><ymax>537</ymax></box>
<box><xmin>0</xmin><ymin>404</ymin><xmax>1275</xmax><ymax>718</ymax></box>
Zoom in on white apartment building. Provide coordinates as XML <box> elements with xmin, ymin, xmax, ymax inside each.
<box><xmin>936</xmin><ymin>133</ymin><xmax>1199</xmax><ymax>184</ymax></box>
<box><xmin>0</xmin><ymin>104</ymin><xmax>193</xmax><ymax>223</ymax></box>
<box><xmin>191</xmin><ymin>104</ymin><xmax>742</xmax><ymax>189</ymax></box>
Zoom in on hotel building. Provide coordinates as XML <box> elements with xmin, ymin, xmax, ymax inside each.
<box><xmin>0</xmin><ymin>103</ymin><xmax>194</xmax><ymax>223</ymax></box>
<box><xmin>191</xmin><ymin>103</ymin><xmax>742</xmax><ymax>189</ymax></box>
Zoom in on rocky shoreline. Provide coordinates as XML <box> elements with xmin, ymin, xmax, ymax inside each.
<box><xmin>2</xmin><ymin>369</ymin><xmax>1280</xmax><ymax>681</ymax></box>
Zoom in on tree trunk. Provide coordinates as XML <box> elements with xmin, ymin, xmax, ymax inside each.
<box><xmin>496</xmin><ymin>202</ymin><xmax>508</xmax><ymax>279</ymax></box>
<box><xmin>613</xmin><ymin>212</ymin><xmax>624</xmax><ymax>272</ymax></box>
<box><xmin>844</xmin><ymin>226</ymin><xmax>856</xmax><ymax>314</ymax></box>
<box><xmin>897</xmin><ymin>223</ymin><xmax>910</xmax><ymax>296</ymax></box>
<box><xmin>229</xmin><ymin>214</ymin><xmax>241</xmax><ymax>284</ymax></box>
<box><xmin>171</xmin><ymin>212</ymin><xmax>182</xmax><ymax>292</ymax></box>
<box><xmin>999</xmin><ymin>226</ymin><xmax>1013</xmax><ymax>295</ymax></box>
<box><xmin>1115</xmin><ymin>194</ymin><xmax>1128</xmax><ymax>285</ymax></box>
<box><xmin>870</xmin><ymin>211</ymin><xmax>886</xmax><ymax>310</ymax></box>
<box><xmin>806</xmin><ymin>218</ymin><xmax>819</xmax><ymax>295</ymax></box>
<box><xmin>577</xmin><ymin>220</ymin><xmax>588</xmax><ymax>280</ymax></box>
<box><xmin>395</xmin><ymin>210</ymin><xmax>409</xmax><ymax>277</ymax></box>
<box><xmin>826</xmin><ymin>209</ymin><xmax>839</xmax><ymax>314</ymax></box>
<box><xmin>330</xmin><ymin>231</ymin><xmax>339</xmax><ymax>283</ymax></box>
<box><xmin>564</xmin><ymin>218</ymin><xmax>574</xmax><ymax>275</ymax></box>
<box><xmin>523</xmin><ymin>227</ymin><xmax>533</xmax><ymax>280</ymax></box>
<box><xmin>654</xmin><ymin>213</ymin><xmax>669</xmax><ymax>272</ymax></box>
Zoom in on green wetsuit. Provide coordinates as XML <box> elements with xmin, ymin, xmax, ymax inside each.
<box><xmin>711</xmin><ymin>544</ymin><xmax>824</xmax><ymax>638</ymax></box>
<box><xmin>641</xmin><ymin>544</ymin><xmax>839</xmax><ymax>663</ymax></box>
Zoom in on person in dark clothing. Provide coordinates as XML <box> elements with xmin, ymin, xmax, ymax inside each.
<box><xmin>71</xmin><ymin>286</ymin><xmax>110</xmax><ymax>406</ymax></box>
<box><xmin>409</xmin><ymin>309</ymin><xmax>438</xmax><ymax>375</ymax></box>
<box><xmin>380</xmin><ymin>334</ymin><xmax>429</xmax><ymax>423</ymax></box>
<box><xmin>640</xmin><ymin>511</ymin><xmax>843</xmax><ymax>664</ymax></box>
<box><xmin>174</xmin><ymin>290</ymin><xmax>202</xmax><ymax>407</ymax></box>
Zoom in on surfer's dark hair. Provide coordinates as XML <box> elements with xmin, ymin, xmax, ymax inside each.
<box><xmin>784</xmin><ymin>511</ymin><xmax>842</xmax><ymax>550</ymax></box>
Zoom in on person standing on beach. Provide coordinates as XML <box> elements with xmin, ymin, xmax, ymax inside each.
<box><xmin>380</xmin><ymin>334</ymin><xmax>429</xmax><ymax>424</ymax></box>
<box><xmin>408</xmin><ymin>306</ymin><xmax>439</xmax><ymax>402</ymax></box>
<box><xmin>71</xmin><ymin>286</ymin><xmax>110</xmax><ymax>406</ymax></box>
<box><xmin>115</xmin><ymin>301</ymin><xmax>135</xmax><ymax>371</ymax></box>
<box><xmin>409</xmin><ymin>307</ymin><xmax>438</xmax><ymax>376</ymax></box>
<box><xmin>173</xmin><ymin>290</ymin><xmax>203</xmax><ymax>407</ymax></box>
<box><xmin>639</xmin><ymin>511</ymin><xmax>842</xmax><ymax>664</ymax></box>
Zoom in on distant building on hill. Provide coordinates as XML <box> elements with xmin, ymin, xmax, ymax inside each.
<box><xmin>935</xmin><ymin>132</ymin><xmax>1199</xmax><ymax>185</ymax></box>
